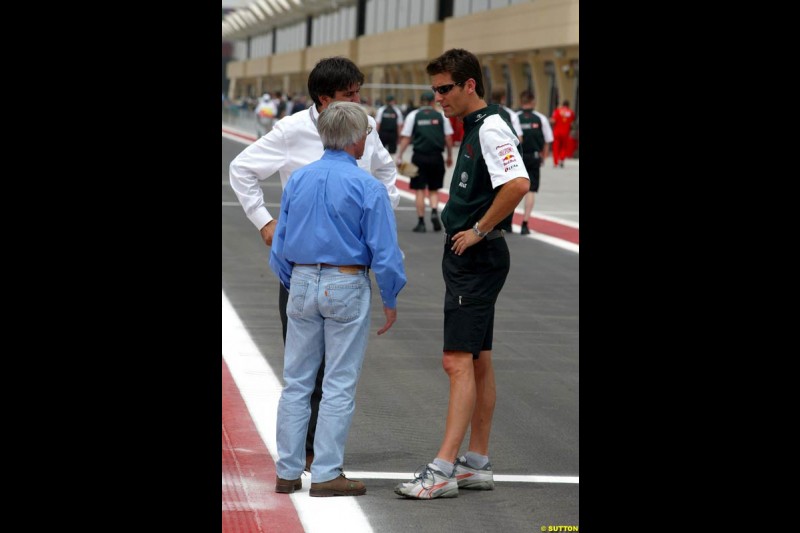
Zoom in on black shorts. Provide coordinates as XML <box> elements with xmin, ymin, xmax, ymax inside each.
<box><xmin>522</xmin><ymin>153</ymin><xmax>541</xmax><ymax>192</ymax></box>
<box><xmin>441</xmin><ymin>233</ymin><xmax>510</xmax><ymax>358</ymax></box>
<box><xmin>410</xmin><ymin>152</ymin><xmax>445</xmax><ymax>190</ymax></box>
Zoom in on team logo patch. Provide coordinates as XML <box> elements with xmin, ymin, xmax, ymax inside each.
<box><xmin>502</xmin><ymin>152</ymin><xmax>518</xmax><ymax>173</ymax></box>
<box><xmin>459</xmin><ymin>172</ymin><xmax>469</xmax><ymax>188</ymax></box>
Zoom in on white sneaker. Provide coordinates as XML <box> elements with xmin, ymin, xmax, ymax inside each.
<box><xmin>394</xmin><ymin>463</ymin><xmax>459</xmax><ymax>499</ymax></box>
<box><xmin>454</xmin><ymin>455</ymin><xmax>495</xmax><ymax>490</ymax></box>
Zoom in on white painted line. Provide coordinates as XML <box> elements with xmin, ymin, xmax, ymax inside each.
<box><xmin>222</xmin><ymin>290</ymin><xmax>374</xmax><ymax>533</ymax></box>
<box><xmin>511</xmin><ymin>225</ymin><xmax>580</xmax><ymax>254</ymax></box>
<box><xmin>345</xmin><ymin>471</ymin><xmax>578</xmax><ymax>484</ymax></box>
<box><xmin>517</xmin><ymin>210</ymin><xmax>579</xmax><ymax>229</ymax></box>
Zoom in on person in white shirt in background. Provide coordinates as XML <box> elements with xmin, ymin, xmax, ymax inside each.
<box><xmin>254</xmin><ymin>93</ymin><xmax>277</xmax><ymax>138</ymax></box>
<box><xmin>489</xmin><ymin>88</ymin><xmax>523</xmax><ymax>144</ymax></box>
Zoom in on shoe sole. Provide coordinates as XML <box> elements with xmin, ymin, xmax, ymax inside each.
<box><xmin>309</xmin><ymin>487</ymin><xmax>366</xmax><ymax>497</ymax></box>
<box><xmin>394</xmin><ymin>486</ymin><xmax>459</xmax><ymax>499</ymax></box>
<box><xmin>457</xmin><ymin>479</ymin><xmax>495</xmax><ymax>490</ymax></box>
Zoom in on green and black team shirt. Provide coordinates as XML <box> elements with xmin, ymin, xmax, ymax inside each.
<box><xmin>441</xmin><ymin>104</ymin><xmax>530</xmax><ymax>234</ymax></box>
<box><xmin>400</xmin><ymin>106</ymin><xmax>451</xmax><ymax>155</ymax></box>
<box><xmin>517</xmin><ymin>109</ymin><xmax>546</xmax><ymax>155</ymax></box>
<box><xmin>377</xmin><ymin>105</ymin><xmax>401</xmax><ymax>138</ymax></box>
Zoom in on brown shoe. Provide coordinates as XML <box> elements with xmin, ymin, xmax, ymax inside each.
<box><xmin>275</xmin><ymin>476</ymin><xmax>302</xmax><ymax>494</ymax></box>
<box><xmin>310</xmin><ymin>472</ymin><xmax>366</xmax><ymax>497</ymax></box>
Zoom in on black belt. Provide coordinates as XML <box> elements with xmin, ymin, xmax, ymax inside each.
<box><xmin>445</xmin><ymin>229</ymin><xmax>505</xmax><ymax>241</ymax></box>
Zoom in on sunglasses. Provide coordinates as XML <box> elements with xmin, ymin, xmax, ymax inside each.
<box><xmin>431</xmin><ymin>80</ymin><xmax>467</xmax><ymax>95</ymax></box>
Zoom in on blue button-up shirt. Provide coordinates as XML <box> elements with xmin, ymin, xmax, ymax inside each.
<box><xmin>269</xmin><ymin>150</ymin><xmax>407</xmax><ymax>308</ymax></box>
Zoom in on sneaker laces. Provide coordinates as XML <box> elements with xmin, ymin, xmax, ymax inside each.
<box><xmin>411</xmin><ymin>464</ymin><xmax>439</xmax><ymax>490</ymax></box>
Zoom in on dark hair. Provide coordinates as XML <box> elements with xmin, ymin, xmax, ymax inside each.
<box><xmin>562</xmin><ymin>100</ymin><xmax>570</xmax><ymax>107</ymax></box>
<box><xmin>520</xmin><ymin>89</ymin><xmax>535</xmax><ymax>103</ymax></box>
<box><xmin>426</xmin><ymin>48</ymin><xmax>485</xmax><ymax>98</ymax></box>
<box><xmin>307</xmin><ymin>57</ymin><xmax>365</xmax><ymax>107</ymax></box>
<box><xmin>490</xmin><ymin>88</ymin><xmax>505</xmax><ymax>103</ymax></box>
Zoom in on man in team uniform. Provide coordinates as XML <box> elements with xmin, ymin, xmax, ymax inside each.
<box><xmin>395</xmin><ymin>91</ymin><xmax>453</xmax><ymax>233</ymax></box>
<box><xmin>516</xmin><ymin>90</ymin><xmax>554</xmax><ymax>234</ymax></box>
<box><xmin>375</xmin><ymin>95</ymin><xmax>404</xmax><ymax>154</ymax></box>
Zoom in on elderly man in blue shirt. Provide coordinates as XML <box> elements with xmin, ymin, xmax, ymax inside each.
<box><xmin>269</xmin><ymin>101</ymin><xmax>407</xmax><ymax>497</ymax></box>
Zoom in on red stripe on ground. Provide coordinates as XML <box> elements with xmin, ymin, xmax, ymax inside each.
<box><xmin>395</xmin><ymin>179</ymin><xmax>579</xmax><ymax>244</ymax></box>
<box><xmin>223</xmin><ymin>127</ymin><xmax>257</xmax><ymax>142</ymax></box>
<box><xmin>223</xmin><ymin>127</ymin><xmax>577</xmax><ymax>245</ymax></box>
<box><xmin>222</xmin><ymin>357</ymin><xmax>305</xmax><ymax>533</ymax></box>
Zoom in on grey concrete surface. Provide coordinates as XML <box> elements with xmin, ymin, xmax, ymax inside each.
<box><xmin>222</xmin><ymin>121</ymin><xmax>579</xmax><ymax>531</ymax></box>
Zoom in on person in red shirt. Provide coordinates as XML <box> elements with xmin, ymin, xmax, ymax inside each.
<box><xmin>550</xmin><ymin>100</ymin><xmax>575</xmax><ymax>168</ymax></box>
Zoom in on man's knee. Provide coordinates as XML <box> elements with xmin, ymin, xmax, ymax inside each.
<box><xmin>442</xmin><ymin>350</ymin><xmax>473</xmax><ymax>376</ymax></box>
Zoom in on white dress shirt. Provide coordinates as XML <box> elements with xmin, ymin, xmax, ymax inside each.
<box><xmin>229</xmin><ymin>105</ymin><xmax>399</xmax><ymax>231</ymax></box>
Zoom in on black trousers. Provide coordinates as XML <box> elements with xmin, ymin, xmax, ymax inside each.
<box><xmin>280</xmin><ymin>282</ymin><xmax>325</xmax><ymax>455</ymax></box>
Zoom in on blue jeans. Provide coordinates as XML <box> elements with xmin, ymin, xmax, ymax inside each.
<box><xmin>276</xmin><ymin>265</ymin><xmax>372</xmax><ymax>483</ymax></box>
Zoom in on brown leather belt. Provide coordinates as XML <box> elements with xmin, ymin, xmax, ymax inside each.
<box><xmin>294</xmin><ymin>263</ymin><xmax>366</xmax><ymax>274</ymax></box>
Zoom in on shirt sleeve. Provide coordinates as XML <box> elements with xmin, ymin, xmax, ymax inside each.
<box><xmin>479</xmin><ymin>115</ymin><xmax>530</xmax><ymax>190</ymax></box>
<box><xmin>443</xmin><ymin>113</ymin><xmax>454</xmax><ymax>135</ymax></box>
<box><xmin>508</xmin><ymin>107</ymin><xmax>523</xmax><ymax>137</ymax></box>
<box><xmin>538</xmin><ymin>111</ymin><xmax>555</xmax><ymax>143</ymax></box>
<box><xmin>366</xmin><ymin>116</ymin><xmax>400</xmax><ymax>209</ymax></box>
<box><xmin>362</xmin><ymin>184</ymin><xmax>407</xmax><ymax>309</ymax></box>
<box><xmin>268</xmin><ymin>185</ymin><xmax>293</xmax><ymax>290</ymax></box>
<box><xmin>399</xmin><ymin>110</ymin><xmax>416</xmax><ymax>137</ymax></box>
<box><xmin>229</xmin><ymin>124</ymin><xmax>289</xmax><ymax>230</ymax></box>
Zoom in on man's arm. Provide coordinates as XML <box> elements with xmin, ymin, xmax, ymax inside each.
<box><xmin>367</xmin><ymin>118</ymin><xmax>400</xmax><ymax>209</ymax></box>
<box><xmin>267</xmin><ymin>189</ymin><xmax>292</xmax><ymax>288</ymax></box>
<box><xmin>443</xmin><ymin>113</ymin><xmax>455</xmax><ymax>167</ymax></box>
<box><xmin>538</xmin><ymin>111</ymin><xmax>554</xmax><ymax>167</ymax></box>
<box><xmin>445</xmin><ymin>135</ymin><xmax>454</xmax><ymax>167</ymax></box>
<box><xmin>229</xmin><ymin>126</ymin><xmax>288</xmax><ymax>241</ymax></box>
<box><xmin>449</xmin><ymin>177</ymin><xmax>529</xmax><ymax>255</ymax></box>
<box><xmin>395</xmin><ymin>136</ymin><xmax>412</xmax><ymax>165</ymax></box>
<box><xmin>363</xmin><ymin>184</ymin><xmax>407</xmax><ymax>311</ymax></box>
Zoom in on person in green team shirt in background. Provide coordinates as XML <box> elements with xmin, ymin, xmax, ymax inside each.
<box><xmin>516</xmin><ymin>89</ymin><xmax>554</xmax><ymax>234</ymax></box>
<box><xmin>395</xmin><ymin>91</ymin><xmax>454</xmax><ymax>233</ymax></box>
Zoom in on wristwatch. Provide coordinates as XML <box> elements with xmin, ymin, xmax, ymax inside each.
<box><xmin>472</xmin><ymin>222</ymin><xmax>488</xmax><ymax>238</ymax></box>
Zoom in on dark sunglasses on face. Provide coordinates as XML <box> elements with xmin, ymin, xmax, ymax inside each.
<box><xmin>431</xmin><ymin>80</ymin><xmax>466</xmax><ymax>95</ymax></box>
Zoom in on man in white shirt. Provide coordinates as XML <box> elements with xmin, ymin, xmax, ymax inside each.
<box><xmin>229</xmin><ymin>56</ymin><xmax>399</xmax><ymax>471</ymax></box>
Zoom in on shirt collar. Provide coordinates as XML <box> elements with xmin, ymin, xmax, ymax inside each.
<box><xmin>321</xmin><ymin>149</ymin><xmax>357</xmax><ymax>165</ymax></box>
<box><xmin>463</xmin><ymin>104</ymin><xmax>498</xmax><ymax>133</ymax></box>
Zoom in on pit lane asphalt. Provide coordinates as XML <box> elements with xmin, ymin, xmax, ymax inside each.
<box><xmin>222</xmin><ymin>134</ymin><xmax>578</xmax><ymax>532</ymax></box>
